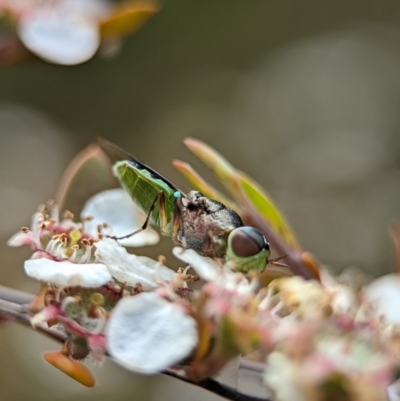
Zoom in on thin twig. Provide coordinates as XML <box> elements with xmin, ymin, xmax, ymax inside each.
<box><xmin>0</xmin><ymin>285</ymin><xmax>268</xmax><ymax>401</ymax></box>
<box><xmin>164</xmin><ymin>370</ymin><xmax>268</xmax><ymax>401</ymax></box>
<box><xmin>0</xmin><ymin>285</ymin><xmax>34</xmax><ymax>304</ymax></box>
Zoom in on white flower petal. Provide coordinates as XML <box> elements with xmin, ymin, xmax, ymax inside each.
<box><xmin>81</xmin><ymin>189</ymin><xmax>159</xmax><ymax>247</ymax></box>
<box><xmin>7</xmin><ymin>231</ymin><xmax>32</xmax><ymax>247</ymax></box>
<box><xmin>18</xmin><ymin>6</ymin><xmax>100</xmax><ymax>65</ymax></box>
<box><xmin>7</xmin><ymin>211</ymin><xmax>44</xmax><ymax>247</ymax></box>
<box><xmin>319</xmin><ymin>269</ymin><xmax>357</xmax><ymax>314</ymax></box>
<box><xmin>172</xmin><ymin>247</ymin><xmax>253</xmax><ymax>292</ymax></box>
<box><xmin>136</xmin><ymin>256</ymin><xmax>178</xmax><ymax>283</ymax></box>
<box><xmin>388</xmin><ymin>379</ymin><xmax>400</xmax><ymax>401</ymax></box>
<box><xmin>364</xmin><ymin>274</ymin><xmax>400</xmax><ymax>325</ymax></box>
<box><xmin>264</xmin><ymin>352</ymin><xmax>307</xmax><ymax>401</ymax></box>
<box><xmin>106</xmin><ymin>292</ymin><xmax>198</xmax><ymax>374</ymax></box>
<box><xmin>24</xmin><ymin>258</ymin><xmax>112</xmax><ymax>287</ymax></box>
<box><xmin>172</xmin><ymin>247</ymin><xmax>220</xmax><ymax>281</ymax></box>
<box><xmin>30</xmin><ymin>211</ymin><xmax>43</xmax><ymax>231</ymax></box>
<box><xmin>95</xmin><ymin>238</ymin><xmax>175</xmax><ymax>289</ymax></box>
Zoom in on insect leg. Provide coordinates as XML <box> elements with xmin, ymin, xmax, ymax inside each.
<box><xmin>173</xmin><ymin>195</ymin><xmax>187</xmax><ymax>248</ymax></box>
<box><xmin>267</xmin><ymin>255</ymin><xmax>289</xmax><ymax>268</ymax></box>
<box><xmin>109</xmin><ymin>191</ymin><xmax>165</xmax><ymax>241</ymax></box>
<box><xmin>157</xmin><ymin>190</ymin><xmax>169</xmax><ymax>233</ymax></box>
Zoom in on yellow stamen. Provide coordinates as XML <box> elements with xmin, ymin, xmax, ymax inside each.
<box><xmin>90</xmin><ymin>293</ymin><xmax>105</xmax><ymax>307</ymax></box>
<box><xmin>65</xmin><ymin>230</ymin><xmax>82</xmax><ymax>257</ymax></box>
<box><xmin>69</xmin><ymin>230</ymin><xmax>82</xmax><ymax>246</ymax></box>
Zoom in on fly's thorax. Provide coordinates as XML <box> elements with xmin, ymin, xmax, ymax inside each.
<box><xmin>187</xmin><ymin>191</ymin><xmax>225</xmax><ymax>213</ymax></box>
<box><xmin>176</xmin><ymin>191</ymin><xmax>243</xmax><ymax>257</ymax></box>
<box><xmin>226</xmin><ymin>227</ymin><xmax>270</xmax><ymax>273</ymax></box>
<box><xmin>185</xmin><ymin>191</ymin><xmax>243</xmax><ymax>227</ymax></box>
<box><xmin>176</xmin><ymin>205</ymin><xmax>230</xmax><ymax>258</ymax></box>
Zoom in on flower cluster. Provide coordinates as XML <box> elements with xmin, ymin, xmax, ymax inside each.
<box><xmin>9</xmin><ymin>190</ymin><xmax>400</xmax><ymax>400</ymax></box>
<box><xmin>8</xmin><ymin>188</ymin><xmax>196</xmax><ymax>386</ymax></box>
<box><xmin>7</xmin><ymin>141</ymin><xmax>400</xmax><ymax>401</ymax></box>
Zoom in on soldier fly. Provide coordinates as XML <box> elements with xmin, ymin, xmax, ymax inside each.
<box><xmin>98</xmin><ymin>138</ymin><xmax>286</xmax><ymax>273</ymax></box>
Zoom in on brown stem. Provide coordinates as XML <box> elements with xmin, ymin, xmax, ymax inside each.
<box><xmin>0</xmin><ymin>285</ymin><xmax>268</xmax><ymax>401</ymax></box>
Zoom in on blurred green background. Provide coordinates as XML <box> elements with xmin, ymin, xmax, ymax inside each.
<box><xmin>2</xmin><ymin>0</ymin><xmax>400</xmax><ymax>400</ymax></box>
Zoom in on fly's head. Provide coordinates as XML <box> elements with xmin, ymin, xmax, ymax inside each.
<box><xmin>226</xmin><ymin>226</ymin><xmax>270</xmax><ymax>273</ymax></box>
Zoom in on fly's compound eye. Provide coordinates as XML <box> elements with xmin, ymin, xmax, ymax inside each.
<box><xmin>228</xmin><ymin>227</ymin><xmax>269</xmax><ymax>258</ymax></box>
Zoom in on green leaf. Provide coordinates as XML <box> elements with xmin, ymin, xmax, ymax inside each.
<box><xmin>183</xmin><ymin>138</ymin><xmax>240</xmax><ymax>196</ymax></box>
<box><xmin>183</xmin><ymin>138</ymin><xmax>300</xmax><ymax>251</ymax></box>
<box><xmin>237</xmin><ymin>172</ymin><xmax>300</xmax><ymax>250</ymax></box>
<box><xmin>172</xmin><ymin>159</ymin><xmax>240</xmax><ymax>212</ymax></box>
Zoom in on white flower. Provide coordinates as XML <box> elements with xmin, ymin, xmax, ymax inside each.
<box><xmin>1</xmin><ymin>0</ymin><xmax>159</xmax><ymax>65</ymax></box>
<box><xmin>106</xmin><ymin>292</ymin><xmax>198</xmax><ymax>374</ymax></box>
<box><xmin>95</xmin><ymin>238</ymin><xmax>177</xmax><ymax>290</ymax></box>
<box><xmin>8</xmin><ymin>189</ymin><xmax>159</xmax><ymax>257</ymax></box>
<box><xmin>388</xmin><ymin>379</ymin><xmax>400</xmax><ymax>401</ymax></box>
<box><xmin>16</xmin><ymin>0</ymin><xmax>110</xmax><ymax>65</ymax></box>
<box><xmin>18</xmin><ymin>4</ymin><xmax>100</xmax><ymax>65</ymax></box>
<box><xmin>24</xmin><ymin>258</ymin><xmax>111</xmax><ymax>287</ymax></box>
<box><xmin>264</xmin><ymin>328</ymin><xmax>393</xmax><ymax>401</ymax></box>
<box><xmin>7</xmin><ymin>0</ymin><xmax>111</xmax><ymax>65</ymax></box>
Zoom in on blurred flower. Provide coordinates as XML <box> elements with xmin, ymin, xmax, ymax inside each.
<box><xmin>364</xmin><ymin>273</ymin><xmax>400</xmax><ymax>325</ymax></box>
<box><xmin>266</xmin><ymin>276</ymin><xmax>332</xmax><ymax>319</ymax></box>
<box><xmin>319</xmin><ymin>269</ymin><xmax>359</xmax><ymax>315</ymax></box>
<box><xmin>172</xmin><ymin>245</ymin><xmax>400</xmax><ymax>398</ymax></box>
<box><xmin>264</xmin><ymin>322</ymin><xmax>394</xmax><ymax>401</ymax></box>
<box><xmin>106</xmin><ymin>292</ymin><xmax>198</xmax><ymax>374</ymax></box>
<box><xmin>388</xmin><ymin>379</ymin><xmax>400</xmax><ymax>401</ymax></box>
<box><xmin>0</xmin><ymin>0</ymin><xmax>159</xmax><ymax>65</ymax></box>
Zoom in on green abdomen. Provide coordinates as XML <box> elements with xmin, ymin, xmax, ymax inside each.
<box><xmin>113</xmin><ymin>161</ymin><xmax>176</xmax><ymax>235</ymax></box>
